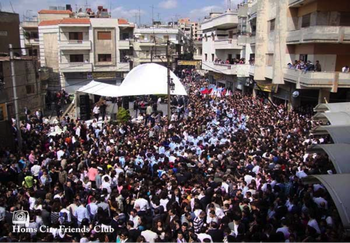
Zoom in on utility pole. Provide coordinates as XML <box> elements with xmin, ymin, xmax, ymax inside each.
<box><xmin>166</xmin><ymin>40</ymin><xmax>171</xmax><ymax>121</ymax></box>
<box><xmin>9</xmin><ymin>44</ymin><xmax>22</xmax><ymax>150</ymax></box>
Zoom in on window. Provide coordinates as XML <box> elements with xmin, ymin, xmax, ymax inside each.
<box><xmin>97</xmin><ymin>31</ymin><xmax>111</xmax><ymax>40</ymax></box>
<box><xmin>98</xmin><ymin>54</ymin><xmax>112</xmax><ymax>62</ymax></box>
<box><xmin>228</xmin><ymin>31</ymin><xmax>233</xmax><ymax>39</ymax></box>
<box><xmin>301</xmin><ymin>14</ymin><xmax>311</xmax><ymax>28</ymax></box>
<box><xmin>266</xmin><ymin>54</ymin><xmax>274</xmax><ymax>66</ymax></box>
<box><xmin>70</xmin><ymin>54</ymin><xmax>84</xmax><ymax>62</ymax></box>
<box><xmin>205</xmin><ymin>53</ymin><xmax>208</xmax><ymax>61</ymax></box>
<box><xmin>122</xmin><ymin>33</ymin><xmax>129</xmax><ymax>40</ymax></box>
<box><xmin>26</xmin><ymin>84</ymin><xmax>35</xmax><ymax>94</ymax></box>
<box><xmin>69</xmin><ymin>32</ymin><xmax>83</xmax><ymax>41</ymax></box>
<box><xmin>211</xmin><ymin>54</ymin><xmax>215</xmax><ymax>62</ymax></box>
<box><xmin>340</xmin><ymin>12</ymin><xmax>350</xmax><ymax>26</ymax></box>
<box><xmin>300</xmin><ymin>54</ymin><xmax>308</xmax><ymax>62</ymax></box>
<box><xmin>269</xmin><ymin>19</ymin><xmax>275</xmax><ymax>32</ymax></box>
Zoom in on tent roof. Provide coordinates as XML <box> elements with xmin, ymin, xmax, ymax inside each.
<box><xmin>311</xmin><ymin>125</ymin><xmax>350</xmax><ymax>144</ymax></box>
<box><xmin>307</xmin><ymin>144</ymin><xmax>350</xmax><ymax>173</ymax></box>
<box><xmin>77</xmin><ymin>80</ymin><xmax>119</xmax><ymax>97</ymax></box>
<box><xmin>313</xmin><ymin>112</ymin><xmax>350</xmax><ymax>126</ymax></box>
<box><xmin>314</xmin><ymin>102</ymin><xmax>350</xmax><ymax>113</ymax></box>
<box><xmin>302</xmin><ymin>174</ymin><xmax>350</xmax><ymax>231</ymax></box>
<box><xmin>118</xmin><ymin>63</ymin><xmax>187</xmax><ymax>97</ymax></box>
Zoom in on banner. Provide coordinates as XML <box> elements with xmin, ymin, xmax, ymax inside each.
<box><xmin>177</xmin><ymin>60</ymin><xmax>201</xmax><ymax>66</ymax></box>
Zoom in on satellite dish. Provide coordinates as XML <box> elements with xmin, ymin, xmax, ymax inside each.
<box><xmin>292</xmin><ymin>91</ymin><xmax>299</xmax><ymax>98</ymax></box>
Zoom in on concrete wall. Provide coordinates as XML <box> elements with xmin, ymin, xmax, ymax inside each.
<box><xmin>93</xmin><ymin>28</ymin><xmax>116</xmax><ymax>66</ymax></box>
<box><xmin>43</xmin><ymin>33</ymin><xmax>59</xmax><ymax>71</ymax></box>
<box><xmin>0</xmin><ymin>60</ymin><xmax>42</xmax><ymax>119</ymax></box>
<box><xmin>0</xmin><ymin>12</ymin><xmax>20</xmax><ymax>55</ymax></box>
<box><xmin>60</xmin><ymin>50</ymin><xmax>90</xmax><ymax>63</ymax></box>
<box><xmin>38</xmin><ymin>13</ymin><xmax>71</xmax><ymax>22</ymax></box>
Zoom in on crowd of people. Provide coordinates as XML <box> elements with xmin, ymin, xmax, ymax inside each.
<box><xmin>214</xmin><ymin>58</ymin><xmax>246</xmax><ymax>65</ymax></box>
<box><xmin>287</xmin><ymin>60</ymin><xmax>322</xmax><ymax>73</ymax></box>
<box><xmin>0</xmin><ymin>69</ymin><xmax>348</xmax><ymax>242</ymax></box>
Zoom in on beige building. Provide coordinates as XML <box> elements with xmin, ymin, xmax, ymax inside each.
<box><xmin>201</xmin><ymin>0</ymin><xmax>350</xmax><ymax>107</ymax></box>
<box><xmin>238</xmin><ymin>0</ymin><xmax>350</xmax><ymax>107</ymax></box>
<box><xmin>132</xmin><ymin>27</ymin><xmax>184</xmax><ymax>68</ymax></box>
<box><xmin>38</xmin><ymin>17</ymin><xmax>134</xmax><ymax>93</ymax></box>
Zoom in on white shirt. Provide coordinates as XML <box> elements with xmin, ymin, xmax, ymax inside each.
<box><xmin>308</xmin><ymin>219</ymin><xmax>321</xmax><ymax>234</ymax></box>
<box><xmin>57</xmin><ymin>150</ymin><xmax>64</xmax><ymax>161</ymax></box>
<box><xmin>141</xmin><ymin>230</ymin><xmax>158</xmax><ymax>243</ymax></box>
<box><xmin>134</xmin><ymin>198</ymin><xmax>150</xmax><ymax>212</ymax></box>
<box><xmin>31</xmin><ymin>165</ymin><xmax>41</xmax><ymax>177</ymax></box>
<box><xmin>74</xmin><ymin>205</ymin><xmax>89</xmax><ymax>224</ymax></box>
<box><xmin>196</xmin><ymin>233</ymin><xmax>213</xmax><ymax>243</ymax></box>
<box><xmin>276</xmin><ymin>226</ymin><xmax>290</xmax><ymax>239</ymax></box>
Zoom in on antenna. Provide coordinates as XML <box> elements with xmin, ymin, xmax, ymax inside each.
<box><xmin>9</xmin><ymin>0</ymin><xmax>15</xmax><ymax>13</ymax></box>
<box><xmin>157</xmin><ymin>13</ymin><xmax>161</xmax><ymax>22</ymax></box>
<box><xmin>150</xmin><ymin>5</ymin><xmax>155</xmax><ymax>25</ymax></box>
<box><xmin>134</xmin><ymin>13</ymin><xmax>138</xmax><ymax>25</ymax></box>
<box><xmin>139</xmin><ymin>7</ymin><xmax>141</xmax><ymax>26</ymax></box>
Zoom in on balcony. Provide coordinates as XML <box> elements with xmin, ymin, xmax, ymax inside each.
<box><xmin>201</xmin><ymin>11</ymin><xmax>238</xmax><ymax>30</ymax></box>
<box><xmin>118</xmin><ymin>40</ymin><xmax>131</xmax><ymax>50</ymax></box>
<box><xmin>283</xmin><ymin>68</ymin><xmax>350</xmax><ymax>88</ymax></box>
<box><xmin>21</xmin><ymin>21</ymin><xmax>38</xmax><ymax>28</ymax></box>
<box><xmin>214</xmin><ymin>38</ymin><xmax>242</xmax><ymax>50</ymax></box>
<box><xmin>289</xmin><ymin>0</ymin><xmax>317</xmax><ymax>7</ymax></box>
<box><xmin>24</xmin><ymin>38</ymin><xmax>39</xmax><ymax>46</ymax></box>
<box><xmin>117</xmin><ymin>62</ymin><xmax>130</xmax><ymax>72</ymax></box>
<box><xmin>60</xmin><ymin>63</ymin><xmax>92</xmax><ymax>73</ymax></box>
<box><xmin>59</xmin><ymin>40</ymin><xmax>91</xmax><ymax>50</ymax></box>
<box><xmin>202</xmin><ymin>61</ymin><xmax>250</xmax><ymax>76</ymax></box>
<box><xmin>287</xmin><ymin>26</ymin><xmax>350</xmax><ymax>44</ymax></box>
<box><xmin>193</xmin><ymin>54</ymin><xmax>202</xmax><ymax>60</ymax></box>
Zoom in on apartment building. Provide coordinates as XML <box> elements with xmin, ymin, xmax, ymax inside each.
<box><xmin>201</xmin><ymin>10</ymin><xmax>251</xmax><ymax>91</ymax></box>
<box><xmin>39</xmin><ymin>17</ymin><xmax>134</xmax><ymax>93</ymax></box>
<box><xmin>0</xmin><ymin>12</ymin><xmax>21</xmax><ymax>55</ymax></box>
<box><xmin>132</xmin><ymin>27</ymin><xmax>184</xmax><ymax>68</ymax></box>
<box><xmin>237</xmin><ymin>0</ymin><xmax>350</xmax><ymax>107</ymax></box>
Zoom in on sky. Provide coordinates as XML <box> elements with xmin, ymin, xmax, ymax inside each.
<box><xmin>0</xmin><ymin>0</ymin><xmax>242</xmax><ymax>24</ymax></box>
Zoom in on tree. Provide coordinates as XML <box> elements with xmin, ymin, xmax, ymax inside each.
<box><xmin>116</xmin><ymin>107</ymin><xmax>130</xmax><ymax>124</ymax></box>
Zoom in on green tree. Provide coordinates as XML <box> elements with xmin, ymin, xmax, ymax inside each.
<box><xmin>116</xmin><ymin>107</ymin><xmax>130</xmax><ymax>123</ymax></box>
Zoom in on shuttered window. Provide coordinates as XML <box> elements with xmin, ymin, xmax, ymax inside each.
<box><xmin>98</xmin><ymin>54</ymin><xmax>112</xmax><ymax>62</ymax></box>
<box><xmin>301</xmin><ymin>14</ymin><xmax>311</xmax><ymax>28</ymax></box>
<box><xmin>69</xmin><ymin>32</ymin><xmax>83</xmax><ymax>40</ymax></box>
<box><xmin>97</xmin><ymin>31</ymin><xmax>111</xmax><ymax>40</ymax></box>
<box><xmin>70</xmin><ymin>54</ymin><xmax>84</xmax><ymax>62</ymax></box>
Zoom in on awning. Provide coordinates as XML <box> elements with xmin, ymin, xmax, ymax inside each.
<box><xmin>314</xmin><ymin>102</ymin><xmax>350</xmax><ymax>113</ymax></box>
<box><xmin>302</xmin><ymin>174</ymin><xmax>350</xmax><ymax>232</ymax></box>
<box><xmin>77</xmin><ymin>80</ymin><xmax>120</xmax><ymax>97</ymax></box>
<box><xmin>313</xmin><ymin>112</ymin><xmax>350</xmax><ymax>126</ymax></box>
<box><xmin>311</xmin><ymin>125</ymin><xmax>350</xmax><ymax>144</ymax></box>
<box><xmin>307</xmin><ymin>144</ymin><xmax>350</xmax><ymax>173</ymax></box>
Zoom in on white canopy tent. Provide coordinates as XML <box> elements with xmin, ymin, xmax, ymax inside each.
<box><xmin>77</xmin><ymin>80</ymin><xmax>120</xmax><ymax>97</ymax></box>
<box><xmin>117</xmin><ymin>63</ymin><xmax>187</xmax><ymax>97</ymax></box>
<box><xmin>312</xmin><ymin>112</ymin><xmax>350</xmax><ymax>126</ymax></box>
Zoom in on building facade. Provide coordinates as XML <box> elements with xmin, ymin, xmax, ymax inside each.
<box><xmin>201</xmin><ymin>0</ymin><xmax>350</xmax><ymax>107</ymax></box>
<box><xmin>38</xmin><ymin>18</ymin><xmax>134</xmax><ymax>93</ymax></box>
<box><xmin>238</xmin><ymin>0</ymin><xmax>350</xmax><ymax>107</ymax></box>
<box><xmin>132</xmin><ymin>27</ymin><xmax>184</xmax><ymax>69</ymax></box>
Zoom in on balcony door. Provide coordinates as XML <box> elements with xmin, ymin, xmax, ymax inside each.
<box><xmin>69</xmin><ymin>32</ymin><xmax>83</xmax><ymax>42</ymax></box>
<box><xmin>228</xmin><ymin>31</ymin><xmax>233</xmax><ymax>39</ymax></box>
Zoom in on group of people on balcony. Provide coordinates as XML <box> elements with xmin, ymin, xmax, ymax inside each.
<box><xmin>214</xmin><ymin>58</ymin><xmax>246</xmax><ymax>65</ymax></box>
<box><xmin>287</xmin><ymin>60</ymin><xmax>322</xmax><ymax>73</ymax></box>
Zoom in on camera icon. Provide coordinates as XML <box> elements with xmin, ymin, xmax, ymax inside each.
<box><xmin>12</xmin><ymin>210</ymin><xmax>29</xmax><ymax>227</ymax></box>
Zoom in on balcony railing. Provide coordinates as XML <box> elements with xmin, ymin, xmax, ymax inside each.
<box><xmin>24</xmin><ymin>38</ymin><xmax>39</xmax><ymax>45</ymax></box>
<box><xmin>117</xmin><ymin>62</ymin><xmax>130</xmax><ymax>72</ymax></box>
<box><xmin>283</xmin><ymin>68</ymin><xmax>350</xmax><ymax>89</ymax></box>
<box><xmin>59</xmin><ymin>40</ymin><xmax>92</xmax><ymax>50</ymax></box>
<box><xmin>201</xmin><ymin>11</ymin><xmax>238</xmax><ymax>30</ymax></box>
<box><xmin>287</xmin><ymin>26</ymin><xmax>350</xmax><ymax>44</ymax></box>
<box><xmin>118</xmin><ymin>40</ymin><xmax>131</xmax><ymax>49</ymax></box>
<box><xmin>214</xmin><ymin>38</ymin><xmax>242</xmax><ymax>50</ymax></box>
<box><xmin>202</xmin><ymin>61</ymin><xmax>250</xmax><ymax>77</ymax></box>
<box><xmin>60</xmin><ymin>62</ymin><xmax>92</xmax><ymax>73</ymax></box>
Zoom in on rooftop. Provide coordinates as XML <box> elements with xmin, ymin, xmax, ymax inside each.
<box><xmin>38</xmin><ymin>10</ymin><xmax>72</xmax><ymax>14</ymax></box>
